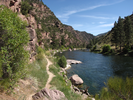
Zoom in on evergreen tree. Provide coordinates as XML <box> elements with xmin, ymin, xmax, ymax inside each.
<box><xmin>112</xmin><ymin>21</ymin><xmax>119</xmax><ymax>49</ymax></box>
<box><xmin>58</xmin><ymin>56</ymin><xmax>67</xmax><ymax>68</ymax></box>
<box><xmin>117</xmin><ymin>16</ymin><xmax>125</xmax><ymax>51</ymax></box>
<box><xmin>51</xmin><ymin>32</ymin><xmax>59</xmax><ymax>49</ymax></box>
<box><xmin>124</xmin><ymin>16</ymin><xmax>133</xmax><ymax>46</ymax></box>
<box><xmin>61</xmin><ymin>36</ymin><xmax>66</xmax><ymax>46</ymax></box>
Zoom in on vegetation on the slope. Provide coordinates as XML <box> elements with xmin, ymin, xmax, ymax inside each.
<box><xmin>21</xmin><ymin>1</ymin><xmax>32</xmax><ymax>15</ymax></box>
<box><xmin>102</xmin><ymin>45</ymin><xmax>111</xmax><ymax>53</ymax></box>
<box><xmin>27</xmin><ymin>48</ymin><xmax>48</xmax><ymax>89</ymax></box>
<box><xmin>111</xmin><ymin>15</ymin><xmax>133</xmax><ymax>53</ymax></box>
<box><xmin>86</xmin><ymin>38</ymin><xmax>98</xmax><ymax>49</ymax></box>
<box><xmin>48</xmin><ymin>56</ymin><xmax>82</xmax><ymax>100</ymax></box>
<box><xmin>58</xmin><ymin>56</ymin><xmax>67</xmax><ymax>68</ymax></box>
<box><xmin>124</xmin><ymin>16</ymin><xmax>133</xmax><ymax>47</ymax></box>
<box><xmin>89</xmin><ymin>14</ymin><xmax>133</xmax><ymax>55</ymax></box>
<box><xmin>95</xmin><ymin>77</ymin><xmax>133</xmax><ymax>100</ymax></box>
<box><xmin>0</xmin><ymin>5</ymin><xmax>29</xmax><ymax>92</ymax></box>
<box><xmin>112</xmin><ymin>16</ymin><xmax>125</xmax><ymax>51</ymax></box>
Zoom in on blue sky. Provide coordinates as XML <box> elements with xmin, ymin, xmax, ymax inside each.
<box><xmin>42</xmin><ymin>0</ymin><xmax>133</xmax><ymax>36</ymax></box>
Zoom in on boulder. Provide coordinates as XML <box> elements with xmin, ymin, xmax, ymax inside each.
<box><xmin>69</xmin><ymin>74</ymin><xmax>83</xmax><ymax>85</ymax></box>
<box><xmin>32</xmin><ymin>88</ymin><xmax>67</xmax><ymax>100</ymax></box>
<box><xmin>67</xmin><ymin>59</ymin><xmax>82</xmax><ymax>65</ymax></box>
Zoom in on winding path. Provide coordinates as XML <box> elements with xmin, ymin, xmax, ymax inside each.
<box><xmin>27</xmin><ymin>56</ymin><xmax>55</xmax><ymax>100</ymax></box>
<box><xmin>45</xmin><ymin>56</ymin><xmax>55</xmax><ymax>89</ymax></box>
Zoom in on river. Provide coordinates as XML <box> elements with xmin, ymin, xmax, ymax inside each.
<box><xmin>57</xmin><ymin>50</ymin><xmax>133</xmax><ymax>95</ymax></box>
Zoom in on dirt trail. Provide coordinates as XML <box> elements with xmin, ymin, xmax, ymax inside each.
<box><xmin>45</xmin><ymin>56</ymin><xmax>55</xmax><ymax>89</ymax></box>
<box><xmin>27</xmin><ymin>56</ymin><xmax>55</xmax><ymax>100</ymax></box>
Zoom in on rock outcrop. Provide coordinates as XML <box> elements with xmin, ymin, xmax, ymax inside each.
<box><xmin>69</xmin><ymin>74</ymin><xmax>83</xmax><ymax>85</ymax></box>
<box><xmin>0</xmin><ymin>0</ymin><xmax>95</xmax><ymax>62</ymax></box>
<box><xmin>32</xmin><ymin>88</ymin><xmax>67</xmax><ymax>100</ymax></box>
<box><xmin>67</xmin><ymin>59</ymin><xmax>82</xmax><ymax>65</ymax></box>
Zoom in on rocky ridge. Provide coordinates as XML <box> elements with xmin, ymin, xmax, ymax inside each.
<box><xmin>0</xmin><ymin>0</ymin><xmax>95</xmax><ymax>62</ymax></box>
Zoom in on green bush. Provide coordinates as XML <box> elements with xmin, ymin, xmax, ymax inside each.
<box><xmin>123</xmin><ymin>45</ymin><xmax>131</xmax><ymax>53</ymax></box>
<box><xmin>91</xmin><ymin>45</ymin><xmax>97</xmax><ymax>51</ymax></box>
<box><xmin>0</xmin><ymin>5</ymin><xmax>29</xmax><ymax>92</ymax></box>
<box><xmin>36</xmin><ymin>46</ymin><xmax>44</xmax><ymax>60</ymax></box>
<box><xmin>96</xmin><ymin>77</ymin><xmax>133</xmax><ymax>100</ymax></box>
<box><xmin>58</xmin><ymin>56</ymin><xmax>67</xmax><ymax>68</ymax></box>
<box><xmin>21</xmin><ymin>1</ymin><xmax>32</xmax><ymax>15</ymax></box>
<box><xmin>102</xmin><ymin>45</ymin><xmax>111</xmax><ymax>53</ymax></box>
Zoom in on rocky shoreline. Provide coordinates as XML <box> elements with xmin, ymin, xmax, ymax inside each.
<box><xmin>60</xmin><ymin>68</ymin><xmax>95</xmax><ymax>100</ymax></box>
<box><xmin>65</xmin><ymin>59</ymin><xmax>82</xmax><ymax>70</ymax></box>
<box><xmin>62</xmin><ymin>59</ymin><xmax>95</xmax><ymax>100</ymax></box>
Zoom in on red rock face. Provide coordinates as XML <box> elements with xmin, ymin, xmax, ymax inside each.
<box><xmin>0</xmin><ymin>0</ymin><xmax>95</xmax><ymax>62</ymax></box>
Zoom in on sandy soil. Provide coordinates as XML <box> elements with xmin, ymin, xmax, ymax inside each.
<box><xmin>45</xmin><ymin>56</ymin><xmax>55</xmax><ymax>89</ymax></box>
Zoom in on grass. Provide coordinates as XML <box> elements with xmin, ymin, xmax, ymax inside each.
<box><xmin>48</xmin><ymin>56</ymin><xmax>82</xmax><ymax>100</ymax></box>
<box><xmin>27</xmin><ymin>55</ymin><xmax>48</xmax><ymax>89</ymax></box>
<box><xmin>50</xmin><ymin>75</ymin><xmax>82</xmax><ymax>100</ymax></box>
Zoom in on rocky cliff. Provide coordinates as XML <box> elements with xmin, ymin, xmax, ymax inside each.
<box><xmin>0</xmin><ymin>0</ymin><xmax>94</xmax><ymax>62</ymax></box>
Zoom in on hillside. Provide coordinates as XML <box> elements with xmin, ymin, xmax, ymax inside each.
<box><xmin>0</xmin><ymin>0</ymin><xmax>95</xmax><ymax>100</ymax></box>
<box><xmin>63</xmin><ymin>24</ymin><xmax>94</xmax><ymax>46</ymax></box>
<box><xmin>0</xmin><ymin>0</ymin><xmax>95</xmax><ymax>62</ymax></box>
<box><xmin>96</xmin><ymin>14</ymin><xmax>133</xmax><ymax>48</ymax></box>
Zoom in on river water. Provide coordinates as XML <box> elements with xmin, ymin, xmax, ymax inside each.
<box><xmin>57</xmin><ymin>50</ymin><xmax>133</xmax><ymax>95</ymax></box>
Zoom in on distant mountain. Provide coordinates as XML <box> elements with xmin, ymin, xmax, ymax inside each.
<box><xmin>63</xmin><ymin>24</ymin><xmax>95</xmax><ymax>45</ymax></box>
<box><xmin>96</xmin><ymin>32</ymin><xmax>108</xmax><ymax>38</ymax></box>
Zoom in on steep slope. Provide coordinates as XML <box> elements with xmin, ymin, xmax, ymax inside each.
<box><xmin>0</xmin><ymin>0</ymin><xmax>95</xmax><ymax>62</ymax></box>
<box><xmin>63</xmin><ymin>24</ymin><xmax>94</xmax><ymax>46</ymax></box>
<box><xmin>96</xmin><ymin>14</ymin><xmax>133</xmax><ymax>47</ymax></box>
<box><xmin>19</xmin><ymin>0</ymin><xmax>94</xmax><ymax>49</ymax></box>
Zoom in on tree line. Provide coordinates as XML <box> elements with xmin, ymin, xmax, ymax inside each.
<box><xmin>112</xmin><ymin>16</ymin><xmax>133</xmax><ymax>51</ymax></box>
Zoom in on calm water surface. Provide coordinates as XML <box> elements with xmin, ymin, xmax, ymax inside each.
<box><xmin>57</xmin><ymin>50</ymin><xmax>133</xmax><ymax>95</ymax></box>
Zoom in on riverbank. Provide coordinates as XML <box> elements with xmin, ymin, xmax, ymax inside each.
<box><xmin>1</xmin><ymin>50</ymin><xmax>94</xmax><ymax>100</ymax></box>
<box><xmin>90</xmin><ymin>48</ymin><xmax>133</xmax><ymax>57</ymax></box>
<box><xmin>65</xmin><ymin>59</ymin><xmax>82</xmax><ymax>70</ymax></box>
<box><xmin>89</xmin><ymin>45</ymin><xmax>133</xmax><ymax>57</ymax></box>
<box><xmin>45</xmin><ymin>51</ymin><xmax>94</xmax><ymax>100</ymax></box>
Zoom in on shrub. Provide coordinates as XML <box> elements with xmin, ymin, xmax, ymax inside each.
<box><xmin>95</xmin><ymin>77</ymin><xmax>133</xmax><ymax>100</ymax></box>
<box><xmin>91</xmin><ymin>45</ymin><xmax>97</xmax><ymax>51</ymax></box>
<box><xmin>21</xmin><ymin>1</ymin><xmax>32</xmax><ymax>15</ymax></box>
<box><xmin>102</xmin><ymin>45</ymin><xmax>111</xmax><ymax>53</ymax></box>
<box><xmin>45</xmin><ymin>51</ymin><xmax>51</xmax><ymax>56</ymax></box>
<box><xmin>58</xmin><ymin>56</ymin><xmax>67</xmax><ymax>68</ymax></box>
<box><xmin>123</xmin><ymin>45</ymin><xmax>131</xmax><ymax>53</ymax></box>
<box><xmin>0</xmin><ymin>5</ymin><xmax>29</xmax><ymax>92</ymax></box>
<box><xmin>36</xmin><ymin>46</ymin><xmax>44</xmax><ymax>60</ymax></box>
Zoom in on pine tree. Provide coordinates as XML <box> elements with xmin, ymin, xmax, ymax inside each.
<box><xmin>117</xmin><ymin>16</ymin><xmax>125</xmax><ymax>51</ymax></box>
<box><xmin>124</xmin><ymin>16</ymin><xmax>133</xmax><ymax>46</ymax></box>
<box><xmin>61</xmin><ymin>36</ymin><xmax>66</xmax><ymax>46</ymax></box>
<box><xmin>51</xmin><ymin>32</ymin><xmax>59</xmax><ymax>49</ymax></box>
<box><xmin>112</xmin><ymin>21</ymin><xmax>119</xmax><ymax>49</ymax></box>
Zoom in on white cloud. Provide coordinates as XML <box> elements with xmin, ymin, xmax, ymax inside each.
<box><xmin>79</xmin><ymin>15</ymin><xmax>116</xmax><ymax>20</ymax></box>
<box><xmin>98</xmin><ymin>23</ymin><xmax>114</xmax><ymax>27</ymax></box>
<box><xmin>56</xmin><ymin>4</ymin><xmax>107</xmax><ymax>22</ymax></box>
<box><xmin>56</xmin><ymin>0</ymin><xmax>124</xmax><ymax>22</ymax></box>
<box><xmin>99</xmin><ymin>22</ymin><xmax>106</xmax><ymax>24</ymax></box>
